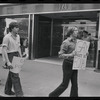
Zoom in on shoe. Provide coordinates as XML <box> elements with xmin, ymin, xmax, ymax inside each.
<box><xmin>16</xmin><ymin>92</ymin><xmax>24</xmax><ymax>97</ymax></box>
<box><xmin>5</xmin><ymin>91</ymin><xmax>15</xmax><ymax>95</ymax></box>
<box><xmin>16</xmin><ymin>95</ymin><xmax>23</xmax><ymax>97</ymax></box>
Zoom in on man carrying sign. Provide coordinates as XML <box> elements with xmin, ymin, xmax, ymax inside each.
<box><xmin>2</xmin><ymin>22</ymin><xmax>23</xmax><ymax>97</ymax></box>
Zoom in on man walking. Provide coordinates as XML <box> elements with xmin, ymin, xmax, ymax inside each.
<box><xmin>2</xmin><ymin>22</ymin><xmax>23</xmax><ymax>97</ymax></box>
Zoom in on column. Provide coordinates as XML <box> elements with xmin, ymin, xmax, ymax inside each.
<box><xmin>94</xmin><ymin>11</ymin><xmax>100</xmax><ymax>72</ymax></box>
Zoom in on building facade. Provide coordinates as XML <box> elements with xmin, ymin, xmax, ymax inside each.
<box><xmin>0</xmin><ymin>4</ymin><xmax>100</xmax><ymax>69</ymax></box>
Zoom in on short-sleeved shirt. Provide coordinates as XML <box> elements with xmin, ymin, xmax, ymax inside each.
<box><xmin>2</xmin><ymin>32</ymin><xmax>20</xmax><ymax>53</ymax></box>
<box><xmin>58</xmin><ymin>38</ymin><xmax>76</xmax><ymax>61</ymax></box>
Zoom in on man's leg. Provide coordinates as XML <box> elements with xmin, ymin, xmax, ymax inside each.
<box><xmin>49</xmin><ymin>61</ymin><xmax>73</xmax><ymax>97</ymax></box>
<box><xmin>5</xmin><ymin>71</ymin><xmax>13</xmax><ymax>94</ymax></box>
<box><xmin>70</xmin><ymin>70</ymin><xmax>78</xmax><ymax>97</ymax></box>
<box><xmin>11</xmin><ymin>72</ymin><xmax>23</xmax><ymax>97</ymax></box>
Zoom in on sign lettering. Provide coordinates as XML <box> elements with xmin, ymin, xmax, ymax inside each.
<box><xmin>58</xmin><ymin>4</ymin><xmax>71</xmax><ymax>10</ymax></box>
<box><xmin>73</xmin><ymin>39</ymin><xmax>90</xmax><ymax>70</ymax></box>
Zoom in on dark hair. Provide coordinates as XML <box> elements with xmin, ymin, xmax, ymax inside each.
<box><xmin>9</xmin><ymin>22</ymin><xmax>19</xmax><ymax>32</ymax></box>
<box><xmin>66</xmin><ymin>29</ymin><xmax>74</xmax><ymax>37</ymax></box>
<box><xmin>77</xmin><ymin>31</ymin><xmax>83</xmax><ymax>39</ymax></box>
<box><xmin>83</xmin><ymin>30</ymin><xmax>88</xmax><ymax>34</ymax></box>
<box><xmin>65</xmin><ymin>26</ymin><xmax>78</xmax><ymax>38</ymax></box>
<box><xmin>88</xmin><ymin>33</ymin><xmax>91</xmax><ymax>35</ymax></box>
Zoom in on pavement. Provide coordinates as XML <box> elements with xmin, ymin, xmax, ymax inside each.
<box><xmin>0</xmin><ymin>56</ymin><xmax>100</xmax><ymax>97</ymax></box>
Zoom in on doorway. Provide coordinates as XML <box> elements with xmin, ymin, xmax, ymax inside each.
<box><xmin>34</xmin><ymin>11</ymin><xmax>97</xmax><ymax>68</ymax></box>
<box><xmin>35</xmin><ymin>15</ymin><xmax>51</xmax><ymax>58</ymax></box>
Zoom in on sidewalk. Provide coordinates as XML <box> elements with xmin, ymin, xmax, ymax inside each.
<box><xmin>0</xmin><ymin>56</ymin><xmax>100</xmax><ymax>97</ymax></box>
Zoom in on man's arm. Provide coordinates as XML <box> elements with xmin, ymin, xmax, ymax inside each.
<box><xmin>2</xmin><ymin>36</ymin><xmax>13</xmax><ymax>68</ymax></box>
<box><xmin>2</xmin><ymin>46</ymin><xmax>12</xmax><ymax>66</ymax></box>
<box><xmin>90</xmin><ymin>36</ymin><xmax>98</xmax><ymax>41</ymax></box>
<box><xmin>58</xmin><ymin>41</ymin><xmax>75</xmax><ymax>59</ymax></box>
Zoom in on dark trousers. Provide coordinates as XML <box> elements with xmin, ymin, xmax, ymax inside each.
<box><xmin>5</xmin><ymin>52</ymin><xmax>23</xmax><ymax>96</ymax></box>
<box><xmin>5</xmin><ymin>71</ymin><xmax>23</xmax><ymax>96</ymax></box>
<box><xmin>49</xmin><ymin>60</ymin><xmax>78</xmax><ymax>97</ymax></box>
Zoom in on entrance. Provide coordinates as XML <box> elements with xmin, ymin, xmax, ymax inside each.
<box><xmin>34</xmin><ymin>15</ymin><xmax>51</xmax><ymax>58</ymax></box>
<box><xmin>62</xmin><ymin>23</ymin><xmax>97</xmax><ymax>68</ymax></box>
<box><xmin>34</xmin><ymin>11</ymin><xmax>97</xmax><ymax>68</ymax></box>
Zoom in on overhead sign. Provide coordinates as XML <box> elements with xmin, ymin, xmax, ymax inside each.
<box><xmin>58</xmin><ymin>4</ymin><xmax>71</xmax><ymax>10</ymax></box>
<box><xmin>73</xmin><ymin>39</ymin><xmax>90</xmax><ymax>70</ymax></box>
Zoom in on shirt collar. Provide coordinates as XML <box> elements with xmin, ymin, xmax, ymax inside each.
<box><xmin>9</xmin><ymin>32</ymin><xmax>18</xmax><ymax>40</ymax></box>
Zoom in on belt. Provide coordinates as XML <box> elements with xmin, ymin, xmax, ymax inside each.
<box><xmin>64</xmin><ymin>59</ymin><xmax>73</xmax><ymax>63</ymax></box>
<box><xmin>8</xmin><ymin>51</ymin><xmax>19</xmax><ymax>54</ymax></box>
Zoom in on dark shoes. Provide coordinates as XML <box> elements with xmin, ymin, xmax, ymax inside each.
<box><xmin>16</xmin><ymin>92</ymin><xmax>24</xmax><ymax>97</ymax></box>
<box><xmin>16</xmin><ymin>94</ymin><xmax>24</xmax><ymax>97</ymax></box>
<box><xmin>5</xmin><ymin>91</ymin><xmax>24</xmax><ymax>97</ymax></box>
<box><xmin>5</xmin><ymin>91</ymin><xmax>15</xmax><ymax>95</ymax></box>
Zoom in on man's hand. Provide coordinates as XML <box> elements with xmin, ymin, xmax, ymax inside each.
<box><xmin>86</xmin><ymin>52</ymin><xmax>89</xmax><ymax>56</ymax></box>
<box><xmin>72</xmin><ymin>50</ymin><xmax>77</xmax><ymax>56</ymax></box>
<box><xmin>7</xmin><ymin>62</ymin><xmax>13</xmax><ymax>69</ymax></box>
<box><xmin>98</xmin><ymin>36</ymin><xmax>100</xmax><ymax>40</ymax></box>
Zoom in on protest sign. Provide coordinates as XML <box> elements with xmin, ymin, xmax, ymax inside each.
<box><xmin>10</xmin><ymin>56</ymin><xmax>25</xmax><ymax>73</ymax></box>
<box><xmin>72</xmin><ymin>39</ymin><xmax>90</xmax><ymax>70</ymax></box>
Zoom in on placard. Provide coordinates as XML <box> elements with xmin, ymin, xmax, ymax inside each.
<box><xmin>10</xmin><ymin>56</ymin><xmax>25</xmax><ymax>73</ymax></box>
<box><xmin>72</xmin><ymin>39</ymin><xmax>90</xmax><ymax>70</ymax></box>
